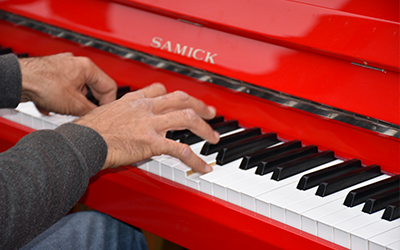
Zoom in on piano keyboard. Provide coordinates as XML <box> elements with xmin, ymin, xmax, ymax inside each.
<box><xmin>1</xmin><ymin>102</ymin><xmax>399</xmax><ymax>250</ymax></box>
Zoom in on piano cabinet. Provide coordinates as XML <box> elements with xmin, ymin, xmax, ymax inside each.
<box><xmin>0</xmin><ymin>0</ymin><xmax>399</xmax><ymax>249</ymax></box>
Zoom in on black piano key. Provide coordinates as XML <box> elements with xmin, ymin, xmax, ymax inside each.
<box><xmin>116</xmin><ymin>85</ymin><xmax>132</xmax><ymax>99</ymax></box>
<box><xmin>205</xmin><ymin>115</ymin><xmax>225</xmax><ymax>125</ymax></box>
<box><xmin>343</xmin><ymin>175</ymin><xmax>400</xmax><ymax>207</ymax></box>
<box><xmin>200</xmin><ymin>127</ymin><xmax>261</xmax><ymax>155</ymax></box>
<box><xmin>362</xmin><ymin>187</ymin><xmax>400</xmax><ymax>214</ymax></box>
<box><xmin>166</xmin><ymin>129</ymin><xmax>189</xmax><ymax>140</ymax></box>
<box><xmin>239</xmin><ymin>140</ymin><xmax>302</xmax><ymax>170</ymax></box>
<box><xmin>255</xmin><ymin>145</ymin><xmax>318</xmax><ymax>176</ymax></box>
<box><xmin>0</xmin><ymin>47</ymin><xmax>12</xmax><ymax>55</ymax></box>
<box><xmin>316</xmin><ymin>164</ymin><xmax>382</xmax><ymax>197</ymax></box>
<box><xmin>180</xmin><ymin>120</ymin><xmax>239</xmax><ymax>145</ymax></box>
<box><xmin>16</xmin><ymin>52</ymin><xmax>29</xmax><ymax>58</ymax></box>
<box><xmin>166</xmin><ymin>115</ymin><xmax>224</xmax><ymax>140</ymax></box>
<box><xmin>272</xmin><ymin>150</ymin><xmax>336</xmax><ymax>181</ymax></box>
<box><xmin>216</xmin><ymin>132</ymin><xmax>278</xmax><ymax>165</ymax></box>
<box><xmin>382</xmin><ymin>200</ymin><xmax>400</xmax><ymax>221</ymax></box>
<box><xmin>86</xmin><ymin>85</ymin><xmax>131</xmax><ymax>105</ymax></box>
<box><xmin>297</xmin><ymin>159</ymin><xmax>362</xmax><ymax>191</ymax></box>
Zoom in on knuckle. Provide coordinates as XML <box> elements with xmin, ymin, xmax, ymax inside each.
<box><xmin>177</xmin><ymin>144</ymin><xmax>192</xmax><ymax>159</ymax></box>
<box><xmin>173</xmin><ymin>90</ymin><xmax>190</xmax><ymax>101</ymax></box>
<box><xmin>77</xmin><ymin>56</ymin><xmax>93</xmax><ymax>69</ymax></box>
<box><xmin>181</xmin><ymin>109</ymin><xmax>197</xmax><ymax>123</ymax></box>
<box><xmin>133</xmin><ymin>98</ymin><xmax>152</xmax><ymax>109</ymax></box>
<box><xmin>151</xmin><ymin>83</ymin><xmax>166</xmax><ymax>93</ymax></box>
<box><xmin>124</xmin><ymin>92</ymin><xmax>138</xmax><ymax>100</ymax></box>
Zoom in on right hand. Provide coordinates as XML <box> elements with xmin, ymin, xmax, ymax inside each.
<box><xmin>74</xmin><ymin>83</ymin><xmax>220</xmax><ymax>174</ymax></box>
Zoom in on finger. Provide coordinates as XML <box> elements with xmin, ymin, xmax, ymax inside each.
<box><xmin>80</xmin><ymin>57</ymin><xmax>118</xmax><ymax>105</ymax></box>
<box><xmin>58</xmin><ymin>52</ymin><xmax>74</xmax><ymax>57</ymax></box>
<box><xmin>152</xmin><ymin>91</ymin><xmax>216</xmax><ymax>120</ymax></box>
<box><xmin>80</xmin><ymin>85</ymin><xmax>88</xmax><ymax>96</ymax></box>
<box><xmin>34</xmin><ymin>104</ymin><xmax>50</xmax><ymax>116</ymax></box>
<box><xmin>162</xmin><ymin>139</ymin><xmax>213</xmax><ymax>174</ymax></box>
<box><xmin>71</xmin><ymin>93</ymin><xmax>99</xmax><ymax>116</ymax></box>
<box><xmin>155</xmin><ymin>109</ymin><xmax>220</xmax><ymax>144</ymax></box>
<box><xmin>124</xmin><ymin>83</ymin><xmax>167</xmax><ymax>102</ymax></box>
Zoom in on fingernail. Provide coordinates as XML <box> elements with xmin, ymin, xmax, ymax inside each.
<box><xmin>205</xmin><ymin>164</ymin><xmax>213</xmax><ymax>173</ymax></box>
<box><xmin>214</xmin><ymin>131</ymin><xmax>220</xmax><ymax>139</ymax></box>
<box><xmin>208</xmin><ymin>106</ymin><xmax>216</xmax><ymax>115</ymax></box>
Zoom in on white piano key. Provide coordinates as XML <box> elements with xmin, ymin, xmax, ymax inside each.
<box><xmin>333</xmin><ymin>211</ymin><xmax>384</xmax><ymax>248</ymax></box>
<box><xmin>256</xmin><ymin>160</ymin><xmax>344</xmax><ymax>220</ymax></box>
<box><xmin>299</xmin><ymin>175</ymin><xmax>390</xmax><ymax>235</ymax></box>
<box><xmin>186</xmin><ymin>172</ymin><xmax>202</xmax><ymax>190</ymax></box>
<box><xmin>16</xmin><ymin>102</ymin><xmax>42</xmax><ymax>117</ymax></box>
<box><xmin>148</xmin><ymin>155</ymin><xmax>165</xmax><ymax>175</ymax></box>
<box><xmin>148</xmin><ymin>140</ymin><xmax>205</xmax><ymax>177</ymax></box>
<box><xmin>368</xmin><ymin>226</ymin><xmax>400</xmax><ymax>250</ymax></box>
<box><xmin>15</xmin><ymin>102</ymin><xmax>77</xmax><ymax>128</ymax></box>
<box><xmin>1</xmin><ymin>109</ymin><xmax>20</xmax><ymax>124</ymax></box>
<box><xmin>11</xmin><ymin>111</ymin><xmax>24</xmax><ymax>125</ymax></box>
<box><xmin>160</xmin><ymin>157</ymin><xmax>181</xmax><ymax>180</ymax></box>
<box><xmin>168</xmin><ymin>128</ymin><xmax>244</xmax><ymax>187</ymax></box>
<box><xmin>317</xmin><ymin>204</ymin><xmax>364</xmax><ymax>242</ymax></box>
<box><xmin>351</xmin><ymin>220</ymin><xmax>400</xmax><ymax>250</ymax></box>
<box><xmin>213</xmin><ymin>167</ymin><xmax>259</xmax><ymax>200</ymax></box>
<box><xmin>212</xmin><ymin>142</ymin><xmax>286</xmax><ymax>201</ymax></box>
<box><xmin>200</xmin><ymin>159</ymin><xmax>241</xmax><ymax>195</ymax></box>
<box><xmin>173</xmin><ymin>163</ymin><xmax>192</xmax><ymax>185</ymax></box>
<box><xmin>387</xmin><ymin>239</ymin><xmax>400</xmax><ymax>250</ymax></box>
<box><xmin>251</xmin><ymin>159</ymin><xmax>342</xmax><ymax>213</ymax></box>
<box><xmin>134</xmin><ymin>159</ymin><xmax>151</xmax><ymax>171</ymax></box>
<box><xmin>226</xmin><ymin>170</ymin><xmax>268</xmax><ymax>206</ymax></box>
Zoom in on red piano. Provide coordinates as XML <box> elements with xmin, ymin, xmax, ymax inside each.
<box><xmin>0</xmin><ymin>0</ymin><xmax>399</xmax><ymax>249</ymax></box>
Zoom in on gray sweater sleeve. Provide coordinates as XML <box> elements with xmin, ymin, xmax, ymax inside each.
<box><xmin>0</xmin><ymin>54</ymin><xmax>108</xmax><ymax>249</ymax></box>
<box><xmin>0</xmin><ymin>54</ymin><xmax>22</xmax><ymax>108</ymax></box>
<box><xmin>0</xmin><ymin>123</ymin><xmax>107</xmax><ymax>249</ymax></box>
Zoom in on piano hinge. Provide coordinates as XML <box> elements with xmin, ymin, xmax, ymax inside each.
<box><xmin>177</xmin><ymin>19</ymin><xmax>203</xmax><ymax>27</ymax></box>
<box><xmin>351</xmin><ymin>62</ymin><xmax>386</xmax><ymax>73</ymax></box>
<box><xmin>0</xmin><ymin>10</ymin><xmax>398</xmax><ymax>139</ymax></box>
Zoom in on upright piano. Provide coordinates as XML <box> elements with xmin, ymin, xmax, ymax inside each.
<box><xmin>0</xmin><ymin>0</ymin><xmax>399</xmax><ymax>249</ymax></box>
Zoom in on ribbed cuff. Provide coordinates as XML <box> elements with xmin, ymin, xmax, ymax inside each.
<box><xmin>55</xmin><ymin>123</ymin><xmax>108</xmax><ymax>176</ymax></box>
<box><xmin>0</xmin><ymin>54</ymin><xmax>22</xmax><ymax>108</ymax></box>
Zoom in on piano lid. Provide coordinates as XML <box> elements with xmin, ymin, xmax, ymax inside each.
<box><xmin>112</xmin><ymin>0</ymin><xmax>400</xmax><ymax>72</ymax></box>
<box><xmin>0</xmin><ymin>0</ymin><xmax>399</xmax><ymax>127</ymax></box>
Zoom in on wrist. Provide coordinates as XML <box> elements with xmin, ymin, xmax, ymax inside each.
<box><xmin>19</xmin><ymin>57</ymin><xmax>40</xmax><ymax>102</ymax></box>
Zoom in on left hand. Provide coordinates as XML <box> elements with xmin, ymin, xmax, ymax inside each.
<box><xmin>19</xmin><ymin>52</ymin><xmax>117</xmax><ymax>116</ymax></box>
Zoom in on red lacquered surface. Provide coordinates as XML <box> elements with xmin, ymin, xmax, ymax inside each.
<box><xmin>0</xmin><ymin>117</ymin><xmax>33</xmax><ymax>152</ymax></box>
<box><xmin>113</xmin><ymin>0</ymin><xmax>400</xmax><ymax>71</ymax></box>
<box><xmin>0</xmin><ymin>1</ymin><xmax>399</xmax><ymax>249</ymax></box>
<box><xmin>0</xmin><ymin>0</ymin><xmax>399</xmax><ymax>125</ymax></box>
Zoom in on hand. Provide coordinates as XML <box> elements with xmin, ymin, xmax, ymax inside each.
<box><xmin>19</xmin><ymin>52</ymin><xmax>117</xmax><ymax>116</ymax></box>
<box><xmin>74</xmin><ymin>83</ymin><xmax>220</xmax><ymax>174</ymax></box>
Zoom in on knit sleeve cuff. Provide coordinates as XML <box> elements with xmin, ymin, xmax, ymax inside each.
<box><xmin>55</xmin><ymin>123</ymin><xmax>108</xmax><ymax>176</ymax></box>
<box><xmin>0</xmin><ymin>54</ymin><xmax>22</xmax><ymax>108</ymax></box>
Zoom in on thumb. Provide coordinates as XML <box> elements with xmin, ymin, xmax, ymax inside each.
<box><xmin>73</xmin><ymin>93</ymin><xmax>99</xmax><ymax>116</ymax></box>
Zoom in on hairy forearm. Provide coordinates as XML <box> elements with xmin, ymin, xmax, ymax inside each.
<box><xmin>0</xmin><ymin>123</ymin><xmax>107</xmax><ymax>249</ymax></box>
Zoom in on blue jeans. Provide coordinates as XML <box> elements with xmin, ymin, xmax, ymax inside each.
<box><xmin>21</xmin><ymin>211</ymin><xmax>148</xmax><ymax>250</ymax></box>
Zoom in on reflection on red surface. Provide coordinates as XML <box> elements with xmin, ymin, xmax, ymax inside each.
<box><xmin>0</xmin><ymin>1</ymin><xmax>398</xmax><ymax>249</ymax></box>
